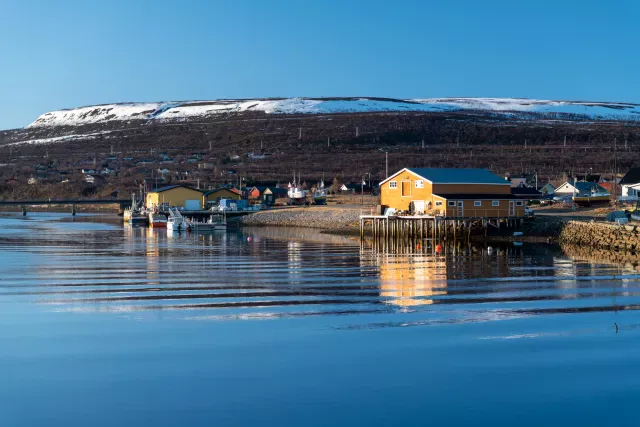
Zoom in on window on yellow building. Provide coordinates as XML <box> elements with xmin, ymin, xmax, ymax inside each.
<box><xmin>415</xmin><ymin>180</ymin><xmax>424</xmax><ymax>188</ymax></box>
<box><xmin>435</xmin><ymin>201</ymin><xmax>443</xmax><ymax>206</ymax></box>
<box><xmin>389</xmin><ymin>181</ymin><xmax>397</xmax><ymax>189</ymax></box>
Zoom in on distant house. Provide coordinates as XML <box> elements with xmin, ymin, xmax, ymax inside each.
<box><xmin>81</xmin><ymin>168</ymin><xmax>96</xmax><ymax>174</ymax></box>
<box><xmin>620</xmin><ymin>167</ymin><xmax>640</xmax><ymax>200</ymax></box>
<box><xmin>599</xmin><ymin>181</ymin><xmax>621</xmax><ymax>196</ymax></box>
<box><xmin>554</xmin><ymin>181</ymin><xmax>609</xmax><ymax>197</ymax></box>
<box><xmin>244</xmin><ymin>187</ymin><xmax>263</xmax><ymax>199</ymax></box>
<box><xmin>540</xmin><ymin>183</ymin><xmax>556</xmax><ymax>196</ymax></box>
<box><xmin>227</xmin><ymin>169</ymin><xmax>237</xmax><ymax>175</ymax></box>
<box><xmin>27</xmin><ymin>177</ymin><xmax>38</xmax><ymax>185</ymax></box>
<box><xmin>203</xmin><ymin>187</ymin><xmax>242</xmax><ymax>206</ymax></box>
<box><xmin>198</xmin><ymin>163</ymin><xmax>214</xmax><ymax>170</ymax></box>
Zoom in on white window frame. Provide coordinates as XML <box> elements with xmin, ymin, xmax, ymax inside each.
<box><xmin>435</xmin><ymin>201</ymin><xmax>443</xmax><ymax>206</ymax></box>
<box><xmin>492</xmin><ymin>200</ymin><xmax>499</xmax><ymax>207</ymax></box>
<box><xmin>389</xmin><ymin>181</ymin><xmax>397</xmax><ymax>189</ymax></box>
<box><xmin>448</xmin><ymin>201</ymin><xmax>456</xmax><ymax>207</ymax></box>
<box><xmin>474</xmin><ymin>201</ymin><xmax>482</xmax><ymax>207</ymax></box>
<box><xmin>415</xmin><ymin>180</ymin><xmax>424</xmax><ymax>188</ymax></box>
<box><xmin>516</xmin><ymin>201</ymin><xmax>523</xmax><ymax>206</ymax></box>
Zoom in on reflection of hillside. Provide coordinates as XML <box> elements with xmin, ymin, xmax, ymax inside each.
<box><xmin>562</xmin><ymin>244</ymin><xmax>640</xmax><ymax>273</ymax></box>
<box><xmin>378</xmin><ymin>256</ymin><xmax>448</xmax><ymax>307</ymax></box>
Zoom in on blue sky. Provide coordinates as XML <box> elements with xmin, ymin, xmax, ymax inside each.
<box><xmin>0</xmin><ymin>0</ymin><xmax>638</xmax><ymax>129</ymax></box>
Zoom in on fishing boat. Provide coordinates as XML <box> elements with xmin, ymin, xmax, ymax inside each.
<box><xmin>313</xmin><ymin>181</ymin><xmax>327</xmax><ymax>205</ymax></box>
<box><xmin>287</xmin><ymin>171</ymin><xmax>308</xmax><ymax>205</ymax></box>
<box><xmin>189</xmin><ymin>213</ymin><xmax>227</xmax><ymax>231</ymax></box>
<box><xmin>148</xmin><ymin>212</ymin><xmax>168</xmax><ymax>228</ymax></box>
<box><xmin>124</xmin><ymin>194</ymin><xmax>148</xmax><ymax>225</ymax></box>
<box><xmin>167</xmin><ymin>208</ymin><xmax>189</xmax><ymax>231</ymax></box>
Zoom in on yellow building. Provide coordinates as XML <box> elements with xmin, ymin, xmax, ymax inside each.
<box><xmin>380</xmin><ymin>167</ymin><xmax>524</xmax><ymax>217</ymax></box>
<box><xmin>146</xmin><ymin>185</ymin><xmax>204</xmax><ymax>210</ymax></box>
<box><xmin>202</xmin><ymin>187</ymin><xmax>242</xmax><ymax>206</ymax></box>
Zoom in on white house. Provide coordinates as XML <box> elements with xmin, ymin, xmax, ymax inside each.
<box><xmin>555</xmin><ymin>181</ymin><xmax>609</xmax><ymax>197</ymax></box>
<box><xmin>619</xmin><ymin>167</ymin><xmax>640</xmax><ymax>200</ymax></box>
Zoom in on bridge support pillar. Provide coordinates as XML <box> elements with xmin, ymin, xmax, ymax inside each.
<box><xmin>21</xmin><ymin>205</ymin><xmax>26</xmax><ymax>216</ymax></box>
<box><xmin>72</xmin><ymin>204</ymin><xmax>76</xmax><ymax>216</ymax></box>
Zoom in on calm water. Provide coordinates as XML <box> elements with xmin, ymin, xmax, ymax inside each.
<box><xmin>1</xmin><ymin>213</ymin><xmax>640</xmax><ymax>426</ymax></box>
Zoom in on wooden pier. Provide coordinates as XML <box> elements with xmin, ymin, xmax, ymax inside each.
<box><xmin>360</xmin><ymin>215</ymin><xmax>523</xmax><ymax>253</ymax></box>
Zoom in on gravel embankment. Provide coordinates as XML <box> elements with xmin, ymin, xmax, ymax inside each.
<box><xmin>237</xmin><ymin>207</ymin><xmax>364</xmax><ymax>234</ymax></box>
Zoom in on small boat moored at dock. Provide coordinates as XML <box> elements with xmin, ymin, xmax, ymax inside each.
<box><xmin>149</xmin><ymin>212</ymin><xmax>168</xmax><ymax>228</ymax></box>
<box><xmin>167</xmin><ymin>208</ymin><xmax>189</xmax><ymax>231</ymax></box>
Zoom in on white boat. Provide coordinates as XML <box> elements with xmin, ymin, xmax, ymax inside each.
<box><xmin>287</xmin><ymin>171</ymin><xmax>308</xmax><ymax>205</ymax></box>
<box><xmin>167</xmin><ymin>208</ymin><xmax>189</xmax><ymax>231</ymax></box>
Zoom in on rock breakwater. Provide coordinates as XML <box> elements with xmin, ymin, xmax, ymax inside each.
<box><xmin>559</xmin><ymin>220</ymin><xmax>640</xmax><ymax>251</ymax></box>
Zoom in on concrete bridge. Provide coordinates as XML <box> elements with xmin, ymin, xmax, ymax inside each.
<box><xmin>0</xmin><ymin>199</ymin><xmax>132</xmax><ymax>216</ymax></box>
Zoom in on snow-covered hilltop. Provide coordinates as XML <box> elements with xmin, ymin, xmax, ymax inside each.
<box><xmin>26</xmin><ymin>97</ymin><xmax>640</xmax><ymax>128</ymax></box>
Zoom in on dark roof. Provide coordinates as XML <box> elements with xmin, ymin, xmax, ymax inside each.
<box><xmin>433</xmin><ymin>193</ymin><xmax>519</xmax><ymax>200</ymax></box>
<box><xmin>151</xmin><ymin>185</ymin><xmax>201</xmax><ymax>194</ymax></box>
<box><xmin>620</xmin><ymin>167</ymin><xmax>640</xmax><ymax>185</ymax></box>
<box><xmin>571</xmin><ymin>182</ymin><xmax>608</xmax><ymax>193</ymax></box>
<box><xmin>397</xmin><ymin>168</ymin><xmax>508</xmax><ymax>185</ymax></box>
<box><xmin>511</xmin><ymin>187</ymin><xmax>542</xmax><ymax>197</ymax></box>
<box><xmin>203</xmin><ymin>187</ymin><xmax>241</xmax><ymax>196</ymax></box>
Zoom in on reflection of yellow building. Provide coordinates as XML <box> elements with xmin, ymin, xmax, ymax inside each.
<box><xmin>378</xmin><ymin>256</ymin><xmax>448</xmax><ymax>306</ymax></box>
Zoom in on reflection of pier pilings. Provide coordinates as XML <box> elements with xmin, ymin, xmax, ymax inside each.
<box><xmin>360</xmin><ymin>215</ymin><xmax>523</xmax><ymax>254</ymax></box>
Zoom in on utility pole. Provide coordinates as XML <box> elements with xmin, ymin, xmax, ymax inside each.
<box><xmin>299</xmin><ymin>128</ymin><xmax>302</xmax><ymax>140</ymax></box>
<box><xmin>379</xmin><ymin>149</ymin><xmax>388</xmax><ymax>178</ymax></box>
<box><xmin>422</xmin><ymin>139</ymin><xmax>424</xmax><ymax>149</ymax></box>
<box><xmin>327</xmin><ymin>137</ymin><xmax>330</xmax><ymax>147</ymax></box>
<box><xmin>209</xmin><ymin>141</ymin><xmax>212</xmax><ymax>151</ymax></box>
<box><xmin>356</xmin><ymin>127</ymin><xmax>359</xmax><ymax>138</ymax></box>
<box><xmin>564</xmin><ymin>135</ymin><xmax>566</xmax><ymax>147</ymax></box>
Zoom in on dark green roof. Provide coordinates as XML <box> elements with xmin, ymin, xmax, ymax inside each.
<box><xmin>381</xmin><ymin>168</ymin><xmax>509</xmax><ymax>185</ymax></box>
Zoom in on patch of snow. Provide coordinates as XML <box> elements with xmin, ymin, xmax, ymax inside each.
<box><xmin>7</xmin><ymin>131</ymin><xmax>111</xmax><ymax>146</ymax></box>
<box><xmin>25</xmin><ymin>97</ymin><xmax>640</xmax><ymax>128</ymax></box>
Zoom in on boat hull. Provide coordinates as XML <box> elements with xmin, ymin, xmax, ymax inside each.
<box><xmin>313</xmin><ymin>197</ymin><xmax>327</xmax><ymax>205</ymax></box>
<box><xmin>573</xmin><ymin>195</ymin><xmax>610</xmax><ymax>206</ymax></box>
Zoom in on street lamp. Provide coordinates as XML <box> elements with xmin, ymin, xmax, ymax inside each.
<box><xmin>378</xmin><ymin>149</ymin><xmax>388</xmax><ymax>178</ymax></box>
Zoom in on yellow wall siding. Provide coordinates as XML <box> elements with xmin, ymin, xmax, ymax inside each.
<box><xmin>146</xmin><ymin>187</ymin><xmax>204</xmax><ymax>209</ymax></box>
